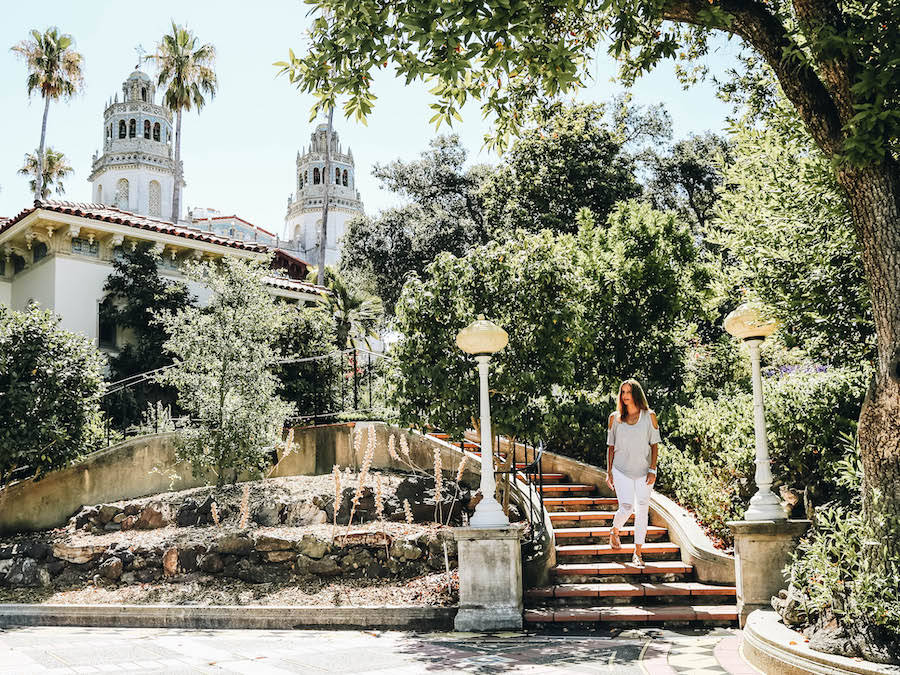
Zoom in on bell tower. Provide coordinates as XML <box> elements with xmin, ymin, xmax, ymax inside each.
<box><xmin>283</xmin><ymin>124</ymin><xmax>364</xmax><ymax>265</ymax></box>
<box><xmin>88</xmin><ymin>61</ymin><xmax>182</xmax><ymax>219</ymax></box>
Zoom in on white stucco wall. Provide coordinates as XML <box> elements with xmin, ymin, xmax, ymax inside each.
<box><xmin>92</xmin><ymin>166</ymin><xmax>175</xmax><ymax>220</ymax></box>
<box><xmin>0</xmin><ymin>279</ymin><xmax>11</xmax><ymax>308</ymax></box>
<box><xmin>10</xmin><ymin>257</ymin><xmax>55</xmax><ymax>313</ymax></box>
<box><xmin>52</xmin><ymin>255</ymin><xmax>113</xmax><ymax>342</ymax></box>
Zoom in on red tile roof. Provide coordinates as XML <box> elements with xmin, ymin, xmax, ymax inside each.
<box><xmin>264</xmin><ymin>275</ymin><xmax>323</xmax><ymax>294</ymax></box>
<box><xmin>197</xmin><ymin>214</ymin><xmax>277</xmax><ymax>238</ymax></box>
<box><xmin>1</xmin><ymin>200</ymin><xmax>268</xmax><ymax>252</ymax></box>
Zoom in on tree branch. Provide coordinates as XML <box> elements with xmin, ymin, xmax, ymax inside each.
<box><xmin>662</xmin><ymin>0</ymin><xmax>845</xmax><ymax>157</ymax></box>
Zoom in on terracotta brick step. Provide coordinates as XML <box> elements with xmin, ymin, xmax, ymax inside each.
<box><xmin>516</xmin><ymin>473</ymin><xmax>566</xmax><ymax>482</ymax></box>
<box><xmin>556</xmin><ymin>542</ymin><xmax>680</xmax><ymax>557</ymax></box>
<box><xmin>543</xmin><ymin>497</ymin><xmax>618</xmax><ymax>508</ymax></box>
<box><xmin>538</xmin><ymin>484</ymin><xmax>595</xmax><ymax>494</ymax></box>
<box><xmin>523</xmin><ymin>604</ymin><xmax>738</xmax><ymax>624</ymax></box>
<box><xmin>549</xmin><ymin>511</ymin><xmax>625</xmax><ymax>523</ymax></box>
<box><xmin>526</xmin><ymin>582</ymin><xmax>736</xmax><ymax>601</ymax></box>
<box><xmin>552</xmin><ymin>525</ymin><xmax>667</xmax><ymax>539</ymax></box>
<box><xmin>427</xmin><ymin>432</ymin><xmax>451</xmax><ymax>440</ymax></box>
<box><xmin>554</xmin><ymin>560</ymin><xmax>693</xmax><ymax>578</ymax></box>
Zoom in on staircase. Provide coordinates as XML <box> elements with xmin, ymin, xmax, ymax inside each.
<box><xmin>427</xmin><ymin>430</ymin><xmax>737</xmax><ymax>626</ymax></box>
<box><xmin>523</xmin><ymin>466</ymin><xmax>737</xmax><ymax>625</ymax></box>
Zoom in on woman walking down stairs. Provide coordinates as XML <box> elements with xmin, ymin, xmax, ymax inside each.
<box><xmin>524</xmin><ymin>466</ymin><xmax>738</xmax><ymax>625</ymax></box>
<box><xmin>426</xmin><ymin>429</ymin><xmax>737</xmax><ymax>627</ymax></box>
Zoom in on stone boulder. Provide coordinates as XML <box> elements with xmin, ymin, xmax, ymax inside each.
<box><xmin>215</xmin><ymin>533</ymin><xmax>253</xmax><ymax>555</ymax></box>
<box><xmin>296</xmin><ymin>535</ymin><xmax>329</xmax><ymax>560</ymax></box>
<box><xmin>254</xmin><ymin>535</ymin><xmax>294</xmax><ymax>552</ymax></box>
<box><xmin>3</xmin><ymin>558</ymin><xmax>43</xmax><ymax>587</ymax></box>
<box><xmin>282</xmin><ymin>501</ymin><xmax>328</xmax><ymax>527</ymax></box>
<box><xmin>96</xmin><ymin>504</ymin><xmax>120</xmax><ymax>525</ymax></box>
<box><xmin>135</xmin><ymin>502</ymin><xmax>171</xmax><ymax>530</ymax></box>
<box><xmin>198</xmin><ymin>552</ymin><xmax>224</xmax><ymax>574</ymax></box>
<box><xmin>98</xmin><ymin>557</ymin><xmax>123</xmax><ymax>581</ymax></box>
<box><xmin>162</xmin><ymin>547</ymin><xmax>179</xmax><ymax>576</ymax></box>
<box><xmin>52</xmin><ymin>542</ymin><xmax>108</xmax><ymax>564</ymax></box>
<box><xmin>175</xmin><ymin>499</ymin><xmax>200</xmax><ymax>527</ymax></box>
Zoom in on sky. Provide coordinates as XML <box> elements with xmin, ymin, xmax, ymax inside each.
<box><xmin>0</xmin><ymin>1</ymin><xmax>743</xmax><ymax>235</ymax></box>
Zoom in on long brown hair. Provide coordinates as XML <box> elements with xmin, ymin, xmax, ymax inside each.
<box><xmin>617</xmin><ymin>379</ymin><xmax>650</xmax><ymax>418</ymax></box>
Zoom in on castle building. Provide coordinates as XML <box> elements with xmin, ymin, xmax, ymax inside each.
<box><xmin>283</xmin><ymin>124</ymin><xmax>364</xmax><ymax>266</ymax></box>
<box><xmin>88</xmin><ymin>66</ymin><xmax>182</xmax><ymax>220</ymax></box>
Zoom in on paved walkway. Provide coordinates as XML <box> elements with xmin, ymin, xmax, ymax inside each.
<box><xmin>0</xmin><ymin>626</ymin><xmax>758</xmax><ymax>674</ymax></box>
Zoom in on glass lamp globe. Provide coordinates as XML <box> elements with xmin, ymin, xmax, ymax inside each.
<box><xmin>456</xmin><ymin>315</ymin><xmax>509</xmax><ymax>355</ymax></box>
<box><xmin>724</xmin><ymin>302</ymin><xmax>778</xmax><ymax>340</ymax></box>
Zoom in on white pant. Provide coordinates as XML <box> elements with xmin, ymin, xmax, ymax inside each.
<box><xmin>611</xmin><ymin>467</ymin><xmax>652</xmax><ymax>545</ymax></box>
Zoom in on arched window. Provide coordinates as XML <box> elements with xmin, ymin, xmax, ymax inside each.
<box><xmin>148</xmin><ymin>180</ymin><xmax>161</xmax><ymax>217</ymax></box>
<box><xmin>119</xmin><ymin>120</ymin><xmax>127</xmax><ymax>138</ymax></box>
<box><xmin>99</xmin><ymin>297</ymin><xmax>116</xmax><ymax>348</ymax></box>
<box><xmin>97</xmin><ymin>185</ymin><xmax>103</xmax><ymax>204</ymax></box>
<box><xmin>141</xmin><ymin>87</ymin><xmax>147</xmax><ymax>102</ymax></box>
<box><xmin>153</xmin><ymin>122</ymin><xmax>160</xmax><ymax>141</ymax></box>
<box><xmin>342</xmin><ymin>169</ymin><xmax>348</xmax><ymax>186</ymax></box>
<box><xmin>33</xmin><ymin>242</ymin><xmax>48</xmax><ymax>263</ymax></box>
<box><xmin>128</xmin><ymin>119</ymin><xmax>136</xmax><ymax>138</ymax></box>
<box><xmin>335</xmin><ymin>168</ymin><xmax>341</xmax><ymax>184</ymax></box>
<box><xmin>313</xmin><ymin>168</ymin><xmax>320</xmax><ymax>184</ymax></box>
<box><xmin>116</xmin><ymin>178</ymin><xmax>129</xmax><ymax>210</ymax></box>
<box><xmin>143</xmin><ymin>120</ymin><xmax>151</xmax><ymax>138</ymax></box>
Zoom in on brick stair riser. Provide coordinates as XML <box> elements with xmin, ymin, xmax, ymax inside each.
<box><xmin>556</xmin><ymin>552</ymin><xmax>683</xmax><ymax>565</ymax></box>
<box><xmin>524</xmin><ymin>616</ymin><xmax>737</xmax><ymax>627</ymax></box>
<box><xmin>554</xmin><ymin>533</ymin><xmax>667</xmax><ymax>545</ymax></box>
<box><xmin>526</xmin><ymin>594</ymin><xmax>737</xmax><ymax>608</ymax></box>
<box><xmin>554</xmin><ymin>571</ymin><xmax>690</xmax><ymax>584</ymax></box>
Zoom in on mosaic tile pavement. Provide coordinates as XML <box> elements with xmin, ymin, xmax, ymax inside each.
<box><xmin>0</xmin><ymin>625</ymin><xmax>758</xmax><ymax>674</ymax></box>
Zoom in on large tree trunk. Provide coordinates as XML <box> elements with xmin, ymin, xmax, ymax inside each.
<box><xmin>171</xmin><ymin>109</ymin><xmax>183</xmax><ymax>224</ymax></box>
<box><xmin>318</xmin><ymin>106</ymin><xmax>334</xmax><ymax>286</ymax></box>
<box><xmin>36</xmin><ymin>95</ymin><xmax>51</xmax><ymax>201</ymax></box>
<box><xmin>838</xmin><ymin>161</ymin><xmax>900</xmax><ymax>551</ymax></box>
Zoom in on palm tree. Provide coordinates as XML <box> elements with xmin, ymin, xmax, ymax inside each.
<box><xmin>308</xmin><ymin>267</ymin><xmax>384</xmax><ymax>349</ymax></box>
<box><xmin>147</xmin><ymin>22</ymin><xmax>217</xmax><ymax>224</ymax></box>
<box><xmin>318</xmin><ymin>105</ymin><xmax>334</xmax><ymax>287</ymax></box>
<box><xmin>18</xmin><ymin>147</ymin><xmax>73</xmax><ymax>199</ymax></box>
<box><xmin>11</xmin><ymin>27</ymin><xmax>84</xmax><ymax>200</ymax></box>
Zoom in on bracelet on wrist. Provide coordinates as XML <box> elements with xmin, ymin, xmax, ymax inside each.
<box><xmin>648</xmin><ymin>468</ymin><xmax>657</xmax><ymax>474</ymax></box>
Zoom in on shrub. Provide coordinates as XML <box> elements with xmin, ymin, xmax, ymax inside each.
<box><xmin>0</xmin><ymin>307</ymin><xmax>105</xmax><ymax>485</ymax></box>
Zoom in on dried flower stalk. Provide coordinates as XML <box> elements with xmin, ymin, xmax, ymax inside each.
<box><xmin>283</xmin><ymin>427</ymin><xmax>295</xmax><ymax>457</ymax></box>
<box><xmin>347</xmin><ymin>425</ymin><xmax>376</xmax><ymax>532</ymax></box>
<box><xmin>388</xmin><ymin>434</ymin><xmax>399</xmax><ymax>462</ymax></box>
<box><xmin>399</xmin><ymin>434</ymin><xmax>410</xmax><ymax>459</ymax></box>
<box><xmin>239</xmin><ymin>484</ymin><xmax>250</xmax><ymax>529</ymax></box>
<box><xmin>456</xmin><ymin>455</ymin><xmax>468</xmax><ymax>482</ymax></box>
<box><xmin>374</xmin><ymin>472</ymin><xmax>384</xmax><ymax>521</ymax></box>
<box><xmin>403</xmin><ymin>499</ymin><xmax>414</xmax><ymax>525</ymax></box>
<box><xmin>332</xmin><ymin>464</ymin><xmax>341</xmax><ymax>539</ymax></box>
<box><xmin>210</xmin><ymin>501</ymin><xmax>220</xmax><ymax>527</ymax></box>
<box><xmin>433</xmin><ymin>448</ymin><xmax>443</xmax><ymax>502</ymax></box>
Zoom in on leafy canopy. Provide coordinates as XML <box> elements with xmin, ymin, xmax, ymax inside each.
<box><xmin>11</xmin><ymin>26</ymin><xmax>84</xmax><ymax>101</ymax></box>
<box><xmin>147</xmin><ymin>22</ymin><xmax>217</xmax><ymax>113</ymax></box>
<box><xmin>0</xmin><ymin>307</ymin><xmax>104</xmax><ymax>485</ymax></box>
<box><xmin>18</xmin><ymin>147</ymin><xmax>73</xmax><ymax>199</ymax></box>
<box><xmin>156</xmin><ymin>256</ymin><xmax>294</xmax><ymax>486</ymax></box>
<box><xmin>279</xmin><ymin>0</ymin><xmax>899</xmax><ymax>163</ymax></box>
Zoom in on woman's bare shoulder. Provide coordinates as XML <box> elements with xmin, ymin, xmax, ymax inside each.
<box><xmin>608</xmin><ymin>411</ymin><xmax>618</xmax><ymax>429</ymax></box>
<box><xmin>649</xmin><ymin>410</ymin><xmax>659</xmax><ymax>429</ymax></box>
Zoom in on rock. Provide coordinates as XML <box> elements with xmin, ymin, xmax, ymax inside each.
<box><xmin>120</xmin><ymin>572</ymin><xmax>135</xmax><ymax>584</ymax></box>
<box><xmin>8</xmin><ymin>540</ymin><xmax>50</xmax><ymax>561</ymax></box>
<box><xmin>198</xmin><ymin>553</ymin><xmax>224</xmax><ymax>574</ymax></box>
<box><xmin>390</xmin><ymin>541</ymin><xmax>422</xmax><ymax>561</ymax></box>
<box><xmin>36</xmin><ymin>567</ymin><xmax>51</xmax><ymax>587</ymax></box>
<box><xmin>135</xmin><ymin>568</ymin><xmax>161</xmax><ymax>583</ymax></box>
<box><xmin>96</xmin><ymin>504</ymin><xmax>120</xmax><ymax>524</ymax></box>
<box><xmin>393</xmin><ymin>475</ymin><xmax>469</xmax><ymax>525</ymax></box>
<box><xmin>135</xmin><ymin>502</ymin><xmax>170</xmax><ymax>530</ymax></box>
<box><xmin>45</xmin><ymin>559</ymin><xmax>66</xmax><ymax>576</ymax></box>
<box><xmin>853</xmin><ymin>623</ymin><xmax>900</xmax><ymax>665</ymax></box>
<box><xmin>253</xmin><ymin>503</ymin><xmax>281</xmax><ymax>527</ymax></box>
<box><xmin>112</xmin><ymin>513</ymin><xmax>127</xmax><ymax>524</ymax></box>
<box><xmin>295</xmin><ymin>554</ymin><xmax>340</xmax><ymax>576</ymax></box>
<box><xmin>4</xmin><ymin>558</ymin><xmax>40</xmax><ymax>587</ymax></box>
<box><xmin>175</xmin><ymin>499</ymin><xmax>200</xmax><ymax>527</ymax></box>
<box><xmin>0</xmin><ymin>544</ymin><xmax>15</xmax><ymax>559</ymax></box>
<box><xmin>771</xmin><ymin>586</ymin><xmax>808</xmax><ymax>626</ymax></box>
<box><xmin>283</xmin><ymin>501</ymin><xmax>328</xmax><ymax>527</ymax></box>
<box><xmin>177</xmin><ymin>546</ymin><xmax>203</xmax><ymax>573</ymax></box>
<box><xmin>254</xmin><ymin>535</ymin><xmax>294</xmax><ymax>552</ymax></box>
<box><xmin>296</xmin><ymin>535</ymin><xmax>329</xmax><ymax>559</ymax></box>
<box><xmin>215</xmin><ymin>533</ymin><xmax>253</xmax><ymax>555</ymax></box>
<box><xmin>808</xmin><ymin>623</ymin><xmax>860</xmax><ymax>658</ymax></box>
<box><xmin>162</xmin><ymin>547</ymin><xmax>178</xmax><ymax>576</ymax></box>
<box><xmin>72</xmin><ymin>506</ymin><xmax>100</xmax><ymax>530</ymax></box>
<box><xmin>98</xmin><ymin>557</ymin><xmax>123</xmax><ymax>581</ymax></box>
<box><xmin>52</xmin><ymin>542</ymin><xmax>107</xmax><ymax>564</ymax></box>
<box><xmin>119</xmin><ymin>516</ymin><xmax>137</xmax><ymax>531</ymax></box>
<box><xmin>328</xmin><ymin>487</ymin><xmax>377</xmax><ymax>525</ymax></box>
<box><xmin>123</xmin><ymin>503</ymin><xmax>140</xmax><ymax>516</ymax></box>
<box><xmin>264</xmin><ymin>550</ymin><xmax>296</xmax><ymax>563</ymax></box>
<box><xmin>103</xmin><ymin>522</ymin><xmax>121</xmax><ymax>532</ymax></box>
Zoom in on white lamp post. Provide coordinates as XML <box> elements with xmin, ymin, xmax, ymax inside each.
<box><xmin>724</xmin><ymin>302</ymin><xmax>785</xmax><ymax>521</ymax></box>
<box><xmin>456</xmin><ymin>315</ymin><xmax>510</xmax><ymax>528</ymax></box>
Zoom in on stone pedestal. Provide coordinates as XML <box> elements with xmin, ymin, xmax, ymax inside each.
<box><xmin>453</xmin><ymin>526</ymin><xmax>523</xmax><ymax>632</ymax></box>
<box><xmin>728</xmin><ymin>519</ymin><xmax>810</xmax><ymax>627</ymax></box>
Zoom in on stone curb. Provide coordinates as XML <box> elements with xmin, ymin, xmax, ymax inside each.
<box><xmin>0</xmin><ymin>603</ymin><xmax>457</xmax><ymax>631</ymax></box>
<box><xmin>742</xmin><ymin>610</ymin><xmax>900</xmax><ymax>675</ymax></box>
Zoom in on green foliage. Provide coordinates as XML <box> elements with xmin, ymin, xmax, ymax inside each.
<box><xmin>789</xmin><ymin>502</ymin><xmax>900</xmax><ymax>646</ymax></box>
<box><xmin>18</xmin><ymin>147</ymin><xmax>73</xmax><ymax>199</ymax></box>
<box><xmin>391</xmin><ymin>200</ymin><xmax>709</xmax><ymax>447</ymax></box>
<box><xmin>102</xmin><ymin>242</ymin><xmax>195</xmax><ymax>379</ymax></box>
<box><xmin>11</xmin><ymin>27</ymin><xmax>84</xmax><ymax>101</ymax></box>
<box><xmin>0</xmin><ymin>306</ymin><xmax>104</xmax><ymax>484</ymax></box>
<box><xmin>481</xmin><ymin>104</ymin><xmax>641</xmax><ymax>235</ymax></box>
<box><xmin>670</xmin><ymin>365</ymin><xmax>869</xmax><ymax>515</ymax></box>
<box><xmin>309</xmin><ymin>266</ymin><xmax>383</xmax><ymax>349</ymax></box>
<box><xmin>709</xmin><ymin>102</ymin><xmax>874</xmax><ymax>367</ymax></box>
<box><xmin>274</xmin><ymin>303</ymin><xmax>337</xmax><ymax>418</ymax></box>
<box><xmin>147</xmin><ymin>22</ymin><xmax>217</xmax><ymax>114</ymax></box>
<box><xmin>156</xmin><ymin>256</ymin><xmax>294</xmax><ymax>486</ymax></box>
<box><xmin>644</xmin><ymin>132</ymin><xmax>731</xmax><ymax>231</ymax></box>
<box><xmin>340</xmin><ymin>135</ymin><xmax>490</xmax><ymax>315</ymax></box>
<box><xmin>657</xmin><ymin>442</ymin><xmax>741</xmax><ymax>545</ymax></box>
